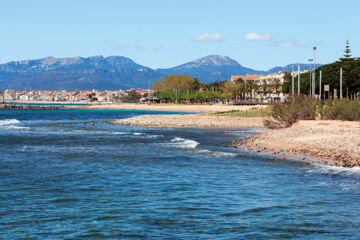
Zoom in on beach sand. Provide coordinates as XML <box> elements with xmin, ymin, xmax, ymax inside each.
<box><xmin>240</xmin><ymin>120</ymin><xmax>360</xmax><ymax>167</ymax></box>
<box><xmin>66</xmin><ymin>103</ymin><xmax>265</xmax><ymax>113</ymax></box>
<box><xmin>110</xmin><ymin>114</ymin><xmax>265</xmax><ymax>128</ymax></box>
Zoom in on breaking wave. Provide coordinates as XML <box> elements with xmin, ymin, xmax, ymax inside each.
<box><xmin>0</xmin><ymin>119</ymin><xmax>29</xmax><ymax>130</ymax></box>
<box><xmin>0</xmin><ymin>119</ymin><xmax>21</xmax><ymax>126</ymax></box>
<box><xmin>308</xmin><ymin>164</ymin><xmax>360</xmax><ymax>176</ymax></box>
<box><xmin>170</xmin><ymin>137</ymin><xmax>199</xmax><ymax>149</ymax></box>
<box><xmin>197</xmin><ymin>149</ymin><xmax>237</xmax><ymax>158</ymax></box>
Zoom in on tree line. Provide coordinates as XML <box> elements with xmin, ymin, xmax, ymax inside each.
<box><xmin>152</xmin><ymin>74</ymin><xmax>282</xmax><ymax>103</ymax></box>
<box><xmin>282</xmin><ymin>40</ymin><xmax>360</xmax><ymax>98</ymax></box>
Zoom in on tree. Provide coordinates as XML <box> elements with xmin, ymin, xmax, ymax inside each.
<box><xmin>153</xmin><ymin>74</ymin><xmax>200</xmax><ymax>92</ymax></box>
<box><xmin>282</xmin><ymin>41</ymin><xmax>360</xmax><ymax>97</ymax></box>
<box><xmin>340</xmin><ymin>40</ymin><xmax>356</xmax><ymax>97</ymax></box>
<box><xmin>272</xmin><ymin>78</ymin><xmax>282</xmax><ymax>96</ymax></box>
<box><xmin>245</xmin><ymin>80</ymin><xmax>258</xmax><ymax>99</ymax></box>
<box><xmin>342</xmin><ymin>40</ymin><xmax>352</xmax><ymax>59</ymax></box>
<box><xmin>203</xmin><ymin>80</ymin><xmax>227</xmax><ymax>92</ymax></box>
<box><xmin>222</xmin><ymin>79</ymin><xmax>245</xmax><ymax>99</ymax></box>
<box><xmin>281</xmin><ymin>72</ymin><xmax>292</xmax><ymax>94</ymax></box>
<box><xmin>124</xmin><ymin>90</ymin><xmax>141</xmax><ymax>103</ymax></box>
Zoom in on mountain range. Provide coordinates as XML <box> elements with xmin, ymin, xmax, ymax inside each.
<box><xmin>0</xmin><ymin>55</ymin><xmax>322</xmax><ymax>91</ymax></box>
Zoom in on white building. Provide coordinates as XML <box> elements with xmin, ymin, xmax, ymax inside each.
<box><xmin>4</xmin><ymin>89</ymin><xmax>16</xmax><ymax>101</ymax></box>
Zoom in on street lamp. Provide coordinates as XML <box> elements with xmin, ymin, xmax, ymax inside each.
<box><xmin>308</xmin><ymin>58</ymin><xmax>313</xmax><ymax>96</ymax></box>
<box><xmin>313</xmin><ymin>47</ymin><xmax>317</xmax><ymax>97</ymax></box>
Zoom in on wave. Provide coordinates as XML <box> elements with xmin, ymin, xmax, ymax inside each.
<box><xmin>0</xmin><ymin>119</ymin><xmax>29</xmax><ymax>130</ymax></box>
<box><xmin>197</xmin><ymin>149</ymin><xmax>237</xmax><ymax>158</ymax></box>
<box><xmin>308</xmin><ymin>164</ymin><xmax>360</xmax><ymax>175</ymax></box>
<box><xmin>111</xmin><ymin>131</ymin><xmax>129</xmax><ymax>135</ymax></box>
<box><xmin>170</xmin><ymin>137</ymin><xmax>199</xmax><ymax>149</ymax></box>
<box><xmin>0</xmin><ymin>119</ymin><xmax>21</xmax><ymax>126</ymax></box>
<box><xmin>212</xmin><ymin>151</ymin><xmax>237</xmax><ymax>157</ymax></box>
<box><xmin>133</xmin><ymin>132</ymin><xmax>144</xmax><ymax>136</ymax></box>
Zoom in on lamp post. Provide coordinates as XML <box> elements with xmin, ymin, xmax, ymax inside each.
<box><xmin>297</xmin><ymin>65</ymin><xmax>300</xmax><ymax>95</ymax></box>
<box><xmin>308</xmin><ymin>59</ymin><xmax>313</xmax><ymax>96</ymax></box>
<box><xmin>313</xmin><ymin>47</ymin><xmax>317</xmax><ymax>98</ymax></box>
<box><xmin>340</xmin><ymin>68</ymin><xmax>343</xmax><ymax>99</ymax></box>
<box><xmin>244</xmin><ymin>80</ymin><xmax>247</xmax><ymax>102</ymax></box>
<box><xmin>291</xmin><ymin>70</ymin><xmax>295</xmax><ymax>96</ymax></box>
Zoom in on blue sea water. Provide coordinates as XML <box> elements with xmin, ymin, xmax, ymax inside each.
<box><xmin>1</xmin><ymin>109</ymin><xmax>360</xmax><ymax>239</ymax></box>
<box><xmin>1</xmin><ymin>102</ymin><xmax>89</xmax><ymax>106</ymax></box>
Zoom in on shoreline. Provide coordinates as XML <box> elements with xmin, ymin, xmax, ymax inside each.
<box><xmin>64</xmin><ymin>103</ymin><xmax>265</xmax><ymax>113</ymax></box>
<box><xmin>110</xmin><ymin>114</ymin><xmax>266</xmax><ymax>128</ymax></box>
<box><xmin>111</xmin><ymin>113</ymin><xmax>360</xmax><ymax>168</ymax></box>
<box><xmin>2</xmin><ymin>102</ymin><xmax>266</xmax><ymax>113</ymax></box>
<box><xmin>4</xmin><ymin>102</ymin><xmax>358</xmax><ymax>168</ymax></box>
<box><xmin>236</xmin><ymin>142</ymin><xmax>337</xmax><ymax>166</ymax></box>
<box><xmin>238</xmin><ymin>120</ymin><xmax>360</xmax><ymax>167</ymax></box>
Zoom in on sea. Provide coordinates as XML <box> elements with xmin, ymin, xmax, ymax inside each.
<box><xmin>1</xmin><ymin>108</ymin><xmax>360</xmax><ymax>239</ymax></box>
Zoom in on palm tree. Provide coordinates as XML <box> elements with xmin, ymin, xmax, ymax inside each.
<box><xmin>272</xmin><ymin>78</ymin><xmax>282</xmax><ymax>97</ymax></box>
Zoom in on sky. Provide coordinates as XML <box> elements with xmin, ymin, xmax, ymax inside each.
<box><xmin>0</xmin><ymin>0</ymin><xmax>359</xmax><ymax>70</ymax></box>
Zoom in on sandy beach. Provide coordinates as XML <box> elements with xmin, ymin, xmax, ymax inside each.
<box><xmin>66</xmin><ymin>103</ymin><xmax>265</xmax><ymax>113</ymax></box>
<box><xmin>240</xmin><ymin>120</ymin><xmax>360</xmax><ymax>167</ymax></box>
<box><xmin>111</xmin><ymin>114</ymin><xmax>265</xmax><ymax>128</ymax></box>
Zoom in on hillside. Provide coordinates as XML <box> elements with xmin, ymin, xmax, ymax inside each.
<box><xmin>0</xmin><ymin>55</ymin><xmax>322</xmax><ymax>90</ymax></box>
<box><xmin>0</xmin><ymin>56</ymin><xmax>163</xmax><ymax>91</ymax></box>
<box><xmin>156</xmin><ymin>55</ymin><xmax>262</xmax><ymax>83</ymax></box>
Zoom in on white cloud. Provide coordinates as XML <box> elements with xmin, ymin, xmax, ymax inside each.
<box><xmin>193</xmin><ymin>33</ymin><xmax>223</xmax><ymax>41</ymax></box>
<box><xmin>244</xmin><ymin>33</ymin><xmax>271</xmax><ymax>41</ymax></box>
<box><xmin>244</xmin><ymin>33</ymin><xmax>305</xmax><ymax>48</ymax></box>
<box><xmin>271</xmin><ymin>40</ymin><xmax>305</xmax><ymax>48</ymax></box>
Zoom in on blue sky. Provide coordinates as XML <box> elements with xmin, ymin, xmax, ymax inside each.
<box><xmin>0</xmin><ymin>0</ymin><xmax>359</xmax><ymax>70</ymax></box>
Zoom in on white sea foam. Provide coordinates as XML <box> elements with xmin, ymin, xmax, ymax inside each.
<box><xmin>111</xmin><ymin>131</ymin><xmax>129</xmax><ymax>135</ymax></box>
<box><xmin>0</xmin><ymin>119</ymin><xmax>21</xmax><ymax>126</ymax></box>
<box><xmin>197</xmin><ymin>149</ymin><xmax>212</xmax><ymax>154</ymax></box>
<box><xmin>0</xmin><ymin>119</ymin><xmax>29</xmax><ymax>130</ymax></box>
<box><xmin>309</xmin><ymin>164</ymin><xmax>360</xmax><ymax>175</ymax></box>
<box><xmin>212</xmin><ymin>151</ymin><xmax>237</xmax><ymax>157</ymax></box>
<box><xmin>170</xmin><ymin>137</ymin><xmax>199</xmax><ymax>149</ymax></box>
<box><xmin>197</xmin><ymin>149</ymin><xmax>237</xmax><ymax>157</ymax></box>
<box><xmin>133</xmin><ymin>132</ymin><xmax>144</xmax><ymax>136</ymax></box>
<box><xmin>142</xmin><ymin>134</ymin><xmax>164</xmax><ymax>138</ymax></box>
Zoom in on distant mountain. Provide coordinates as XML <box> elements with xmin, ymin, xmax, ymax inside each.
<box><xmin>0</xmin><ymin>56</ymin><xmax>163</xmax><ymax>91</ymax></box>
<box><xmin>266</xmin><ymin>63</ymin><xmax>322</xmax><ymax>74</ymax></box>
<box><xmin>156</xmin><ymin>55</ymin><xmax>262</xmax><ymax>83</ymax></box>
<box><xmin>0</xmin><ymin>55</ymin><xmax>323</xmax><ymax>91</ymax></box>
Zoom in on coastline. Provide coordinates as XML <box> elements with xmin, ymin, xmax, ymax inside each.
<box><xmin>64</xmin><ymin>103</ymin><xmax>265</xmax><ymax>113</ymax></box>
<box><xmin>111</xmin><ymin>113</ymin><xmax>360</xmax><ymax>168</ymax></box>
<box><xmin>2</xmin><ymin>102</ymin><xmax>267</xmax><ymax>113</ymax></box>
<box><xmin>110</xmin><ymin>114</ymin><xmax>266</xmax><ymax>128</ymax></box>
<box><xmin>4</xmin><ymin>102</ymin><xmax>358</xmax><ymax>167</ymax></box>
<box><xmin>238</xmin><ymin>120</ymin><xmax>360</xmax><ymax>167</ymax></box>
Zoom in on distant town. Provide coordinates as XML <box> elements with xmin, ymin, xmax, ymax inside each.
<box><xmin>0</xmin><ymin>70</ymin><xmax>310</xmax><ymax>104</ymax></box>
<box><xmin>0</xmin><ymin>88</ymin><xmax>150</xmax><ymax>103</ymax></box>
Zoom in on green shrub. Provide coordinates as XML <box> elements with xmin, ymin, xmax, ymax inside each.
<box><xmin>263</xmin><ymin>97</ymin><xmax>360</xmax><ymax>129</ymax></box>
<box><xmin>267</xmin><ymin>96</ymin><xmax>317</xmax><ymax>128</ymax></box>
<box><xmin>263</xmin><ymin>119</ymin><xmax>286</xmax><ymax>129</ymax></box>
<box><xmin>320</xmin><ymin>99</ymin><xmax>360</xmax><ymax>121</ymax></box>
